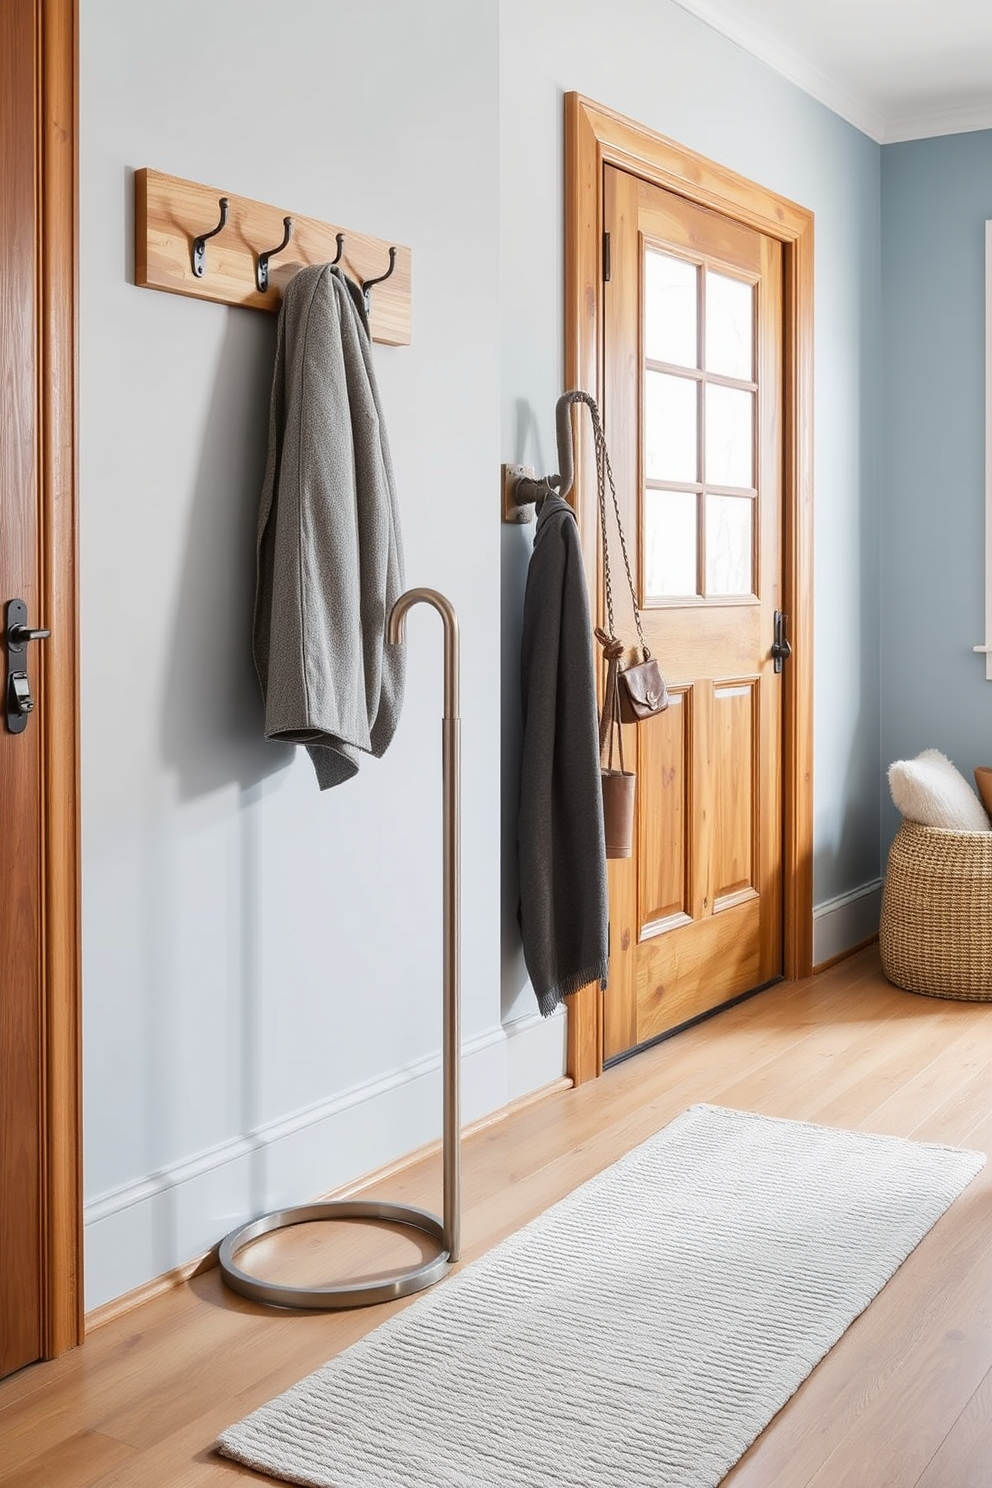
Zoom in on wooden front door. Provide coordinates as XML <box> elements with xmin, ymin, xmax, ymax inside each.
<box><xmin>561</xmin><ymin>94</ymin><xmax>815</xmax><ymax>1083</ymax></box>
<box><xmin>0</xmin><ymin>0</ymin><xmax>81</xmax><ymax>1377</ymax></box>
<box><xmin>600</xmin><ymin>168</ymin><xmax>785</xmax><ymax>1061</ymax></box>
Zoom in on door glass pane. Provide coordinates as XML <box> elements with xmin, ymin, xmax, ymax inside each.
<box><xmin>645</xmin><ymin>371</ymin><xmax>698</xmax><ymax>483</ymax></box>
<box><xmin>705</xmin><ymin>384</ymin><xmax>753</xmax><ymax>488</ymax></box>
<box><xmin>706</xmin><ymin>494</ymin><xmax>753</xmax><ymax>595</ymax></box>
<box><xmin>645</xmin><ymin>250</ymin><xmax>698</xmax><ymax>367</ymax></box>
<box><xmin>644</xmin><ymin>489</ymin><xmax>698</xmax><ymax>598</ymax></box>
<box><xmin>706</xmin><ymin>271</ymin><xmax>753</xmax><ymax>380</ymax></box>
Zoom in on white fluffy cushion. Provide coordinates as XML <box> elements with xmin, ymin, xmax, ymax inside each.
<box><xmin>888</xmin><ymin>749</ymin><xmax>991</xmax><ymax>832</ymax></box>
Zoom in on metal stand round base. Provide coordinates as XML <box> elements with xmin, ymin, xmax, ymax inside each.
<box><xmin>218</xmin><ymin>1199</ymin><xmax>450</xmax><ymax>1311</ymax></box>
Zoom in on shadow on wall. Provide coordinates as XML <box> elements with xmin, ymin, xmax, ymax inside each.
<box><xmin>499</xmin><ymin>397</ymin><xmax>553</xmax><ymax>1021</ymax></box>
<box><xmin>148</xmin><ymin>311</ymin><xmax>291</xmax><ymax>1238</ymax></box>
<box><xmin>160</xmin><ymin>312</ymin><xmax>295</xmax><ymax>798</ymax></box>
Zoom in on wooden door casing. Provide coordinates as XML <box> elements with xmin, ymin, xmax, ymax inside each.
<box><xmin>601</xmin><ymin>170</ymin><xmax>784</xmax><ymax>1060</ymax></box>
<box><xmin>0</xmin><ymin>0</ymin><xmax>82</xmax><ymax>1375</ymax></box>
<box><xmin>0</xmin><ymin>0</ymin><xmax>45</xmax><ymax>1376</ymax></box>
<box><xmin>563</xmin><ymin>93</ymin><xmax>814</xmax><ymax>1083</ymax></box>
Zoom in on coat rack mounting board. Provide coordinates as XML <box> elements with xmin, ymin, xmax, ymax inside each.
<box><xmin>134</xmin><ymin>167</ymin><xmax>411</xmax><ymax>347</ymax></box>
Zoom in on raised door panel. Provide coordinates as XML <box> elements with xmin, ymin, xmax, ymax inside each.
<box><xmin>711</xmin><ymin>678</ymin><xmax>758</xmax><ymax>910</ymax></box>
<box><xmin>637</xmin><ymin>688</ymin><xmax>690</xmax><ymax>933</ymax></box>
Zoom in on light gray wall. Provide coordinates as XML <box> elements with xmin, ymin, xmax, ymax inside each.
<box><xmin>499</xmin><ymin>0</ymin><xmax>884</xmax><ymax>1017</ymax></box>
<box><xmin>80</xmin><ymin>0</ymin><xmax>885</xmax><ymax>1309</ymax></box>
<box><xmin>880</xmin><ymin>130</ymin><xmax>992</xmax><ymax>855</ymax></box>
<box><xmin>79</xmin><ymin>0</ymin><xmax>512</xmax><ymax>1308</ymax></box>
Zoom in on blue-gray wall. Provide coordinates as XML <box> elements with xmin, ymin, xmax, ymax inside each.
<box><xmin>880</xmin><ymin>131</ymin><xmax>992</xmax><ymax>855</ymax></box>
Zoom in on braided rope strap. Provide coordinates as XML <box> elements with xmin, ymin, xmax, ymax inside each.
<box><xmin>594</xmin><ymin>626</ymin><xmax>625</xmax><ymax>770</ymax></box>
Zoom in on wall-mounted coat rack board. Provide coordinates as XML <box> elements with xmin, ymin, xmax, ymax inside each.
<box><xmin>134</xmin><ymin>168</ymin><xmax>411</xmax><ymax>347</ymax></box>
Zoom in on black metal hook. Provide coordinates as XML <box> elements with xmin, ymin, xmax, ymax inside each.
<box><xmin>332</xmin><ymin>232</ymin><xmax>344</xmax><ymax>266</ymax></box>
<box><xmin>255</xmin><ymin>217</ymin><xmax>294</xmax><ymax>293</ymax></box>
<box><xmin>361</xmin><ymin>246</ymin><xmax>397</xmax><ymax>314</ymax></box>
<box><xmin>191</xmin><ymin>197</ymin><xmax>229</xmax><ymax>278</ymax></box>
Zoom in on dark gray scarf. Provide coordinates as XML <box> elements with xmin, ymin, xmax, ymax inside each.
<box><xmin>517</xmin><ymin>494</ymin><xmax>609</xmax><ymax>1017</ymax></box>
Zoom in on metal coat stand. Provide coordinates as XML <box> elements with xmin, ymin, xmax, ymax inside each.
<box><xmin>218</xmin><ymin>588</ymin><xmax>461</xmax><ymax>1309</ymax></box>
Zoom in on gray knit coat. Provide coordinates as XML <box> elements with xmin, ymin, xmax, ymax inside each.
<box><xmin>253</xmin><ymin>264</ymin><xmax>405</xmax><ymax>789</ymax></box>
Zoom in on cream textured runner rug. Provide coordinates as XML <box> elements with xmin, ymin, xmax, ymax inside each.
<box><xmin>218</xmin><ymin>1104</ymin><xmax>983</xmax><ymax>1488</ymax></box>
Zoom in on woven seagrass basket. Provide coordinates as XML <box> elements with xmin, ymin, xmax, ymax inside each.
<box><xmin>880</xmin><ymin>819</ymin><xmax>992</xmax><ymax>1001</ymax></box>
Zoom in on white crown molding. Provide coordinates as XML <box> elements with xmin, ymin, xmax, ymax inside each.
<box><xmin>669</xmin><ymin>0</ymin><xmax>887</xmax><ymax>141</ymax></box>
<box><xmin>673</xmin><ymin>0</ymin><xmax>992</xmax><ymax>143</ymax></box>
<box><xmin>669</xmin><ymin>0</ymin><xmax>992</xmax><ymax>144</ymax></box>
<box><xmin>882</xmin><ymin>101</ymin><xmax>992</xmax><ymax>145</ymax></box>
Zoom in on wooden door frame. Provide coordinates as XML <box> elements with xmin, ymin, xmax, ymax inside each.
<box><xmin>36</xmin><ymin>0</ymin><xmax>82</xmax><ymax>1354</ymax></box>
<box><xmin>563</xmin><ymin>93</ymin><xmax>814</xmax><ymax>1084</ymax></box>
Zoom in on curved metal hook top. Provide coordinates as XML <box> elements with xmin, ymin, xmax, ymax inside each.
<box><xmin>362</xmin><ymin>245</ymin><xmax>398</xmax><ymax>313</ymax></box>
<box><xmin>255</xmin><ymin>216</ymin><xmax>294</xmax><ymax>293</ymax></box>
<box><xmin>388</xmin><ymin>587</ymin><xmax>460</xmax><ymax>719</ymax></box>
<box><xmin>553</xmin><ymin>389</ymin><xmax>598</xmax><ymax>501</ymax></box>
<box><xmin>509</xmin><ymin>389</ymin><xmax>598</xmax><ymax>510</ymax></box>
<box><xmin>191</xmin><ymin>196</ymin><xmax>230</xmax><ymax>278</ymax></box>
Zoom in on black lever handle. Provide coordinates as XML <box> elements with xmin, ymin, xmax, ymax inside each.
<box><xmin>772</xmin><ymin>610</ymin><xmax>792</xmax><ymax>673</ymax></box>
<box><xmin>5</xmin><ymin>599</ymin><xmax>49</xmax><ymax>733</ymax></box>
<box><xmin>8</xmin><ymin>624</ymin><xmax>50</xmax><ymax>646</ymax></box>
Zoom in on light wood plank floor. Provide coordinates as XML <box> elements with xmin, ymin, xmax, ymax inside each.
<box><xmin>4</xmin><ymin>946</ymin><xmax>992</xmax><ymax>1487</ymax></box>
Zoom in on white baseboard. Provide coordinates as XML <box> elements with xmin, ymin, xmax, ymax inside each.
<box><xmin>812</xmin><ymin>879</ymin><xmax>882</xmax><ymax>968</ymax></box>
<box><xmin>503</xmin><ymin>1006</ymin><xmax>566</xmax><ymax>1102</ymax></box>
<box><xmin>84</xmin><ymin>1011</ymin><xmax>565</xmax><ymax>1311</ymax></box>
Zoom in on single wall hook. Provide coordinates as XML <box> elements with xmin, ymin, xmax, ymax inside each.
<box><xmin>332</xmin><ymin>231</ymin><xmax>344</xmax><ymax>265</ymax></box>
<box><xmin>191</xmin><ymin>196</ymin><xmax>229</xmax><ymax>278</ymax></box>
<box><xmin>362</xmin><ymin>245</ymin><xmax>397</xmax><ymax>314</ymax></box>
<box><xmin>503</xmin><ymin>390</ymin><xmax>599</xmax><ymax>520</ymax></box>
<box><xmin>255</xmin><ymin>216</ymin><xmax>294</xmax><ymax>292</ymax></box>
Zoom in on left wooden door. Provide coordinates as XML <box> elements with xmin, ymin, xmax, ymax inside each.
<box><xmin>0</xmin><ymin>0</ymin><xmax>81</xmax><ymax>1378</ymax></box>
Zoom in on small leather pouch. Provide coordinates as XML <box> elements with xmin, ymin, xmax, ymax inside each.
<box><xmin>618</xmin><ymin>653</ymin><xmax>669</xmax><ymax>724</ymax></box>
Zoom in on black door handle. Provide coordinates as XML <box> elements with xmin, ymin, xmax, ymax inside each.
<box><xmin>772</xmin><ymin>610</ymin><xmax>792</xmax><ymax>673</ymax></box>
<box><xmin>8</xmin><ymin>623</ymin><xmax>50</xmax><ymax>646</ymax></box>
<box><xmin>5</xmin><ymin>599</ymin><xmax>50</xmax><ymax>733</ymax></box>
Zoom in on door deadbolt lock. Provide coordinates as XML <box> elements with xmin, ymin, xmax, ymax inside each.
<box><xmin>9</xmin><ymin>672</ymin><xmax>33</xmax><ymax>715</ymax></box>
<box><xmin>5</xmin><ymin>599</ymin><xmax>50</xmax><ymax>733</ymax></box>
